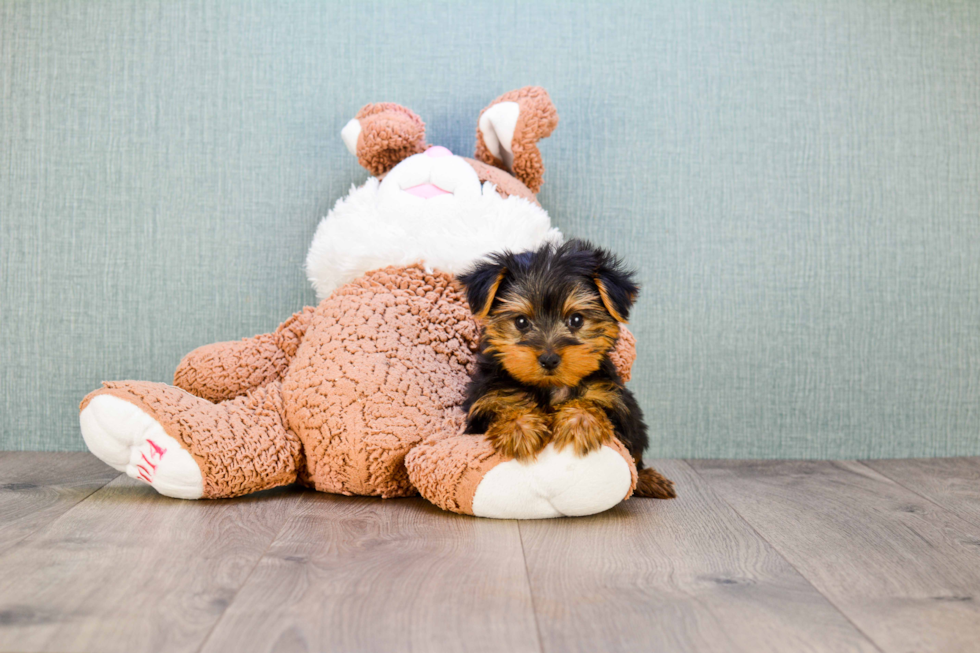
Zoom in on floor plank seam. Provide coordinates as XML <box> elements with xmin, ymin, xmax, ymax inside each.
<box><xmin>516</xmin><ymin>521</ymin><xmax>547</xmax><ymax>653</ymax></box>
<box><xmin>853</xmin><ymin>460</ymin><xmax>980</xmax><ymax>531</ymax></box>
<box><xmin>1</xmin><ymin>471</ymin><xmax>123</xmax><ymax>555</ymax></box>
<box><xmin>681</xmin><ymin>460</ymin><xmax>888</xmax><ymax>653</ymax></box>
<box><xmin>193</xmin><ymin>490</ymin><xmax>311</xmax><ymax>653</ymax></box>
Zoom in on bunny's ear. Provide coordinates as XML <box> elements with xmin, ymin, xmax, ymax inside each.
<box><xmin>342</xmin><ymin>103</ymin><xmax>427</xmax><ymax>177</ymax></box>
<box><xmin>474</xmin><ymin>87</ymin><xmax>558</xmax><ymax>194</ymax></box>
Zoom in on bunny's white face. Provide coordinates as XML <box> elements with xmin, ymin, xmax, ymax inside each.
<box><xmin>377</xmin><ymin>146</ymin><xmax>484</xmax><ymax>208</ymax></box>
<box><xmin>305</xmin><ymin>149</ymin><xmax>562</xmax><ymax>301</ymax></box>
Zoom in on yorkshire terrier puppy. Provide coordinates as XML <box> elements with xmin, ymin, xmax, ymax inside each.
<box><xmin>458</xmin><ymin>240</ymin><xmax>676</xmax><ymax>499</ymax></box>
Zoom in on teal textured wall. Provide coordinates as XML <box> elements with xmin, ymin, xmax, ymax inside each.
<box><xmin>2</xmin><ymin>1</ymin><xmax>979</xmax><ymax>457</ymax></box>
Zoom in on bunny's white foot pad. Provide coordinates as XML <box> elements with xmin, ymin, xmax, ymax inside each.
<box><xmin>80</xmin><ymin>394</ymin><xmax>204</xmax><ymax>499</ymax></box>
<box><xmin>471</xmin><ymin>443</ymin><xmax>632</xmax><ymax>519</ymax></box>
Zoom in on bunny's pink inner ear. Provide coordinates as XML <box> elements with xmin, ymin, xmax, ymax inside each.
<box><xmin>343</xmin><ymin>103</ymin><xmax>427</xmax><ymax>177</ymax></box>
<box><xmin>474</xmin><ymin>87</ymin><xmax>558</xmax><ymax>194</ymax></box>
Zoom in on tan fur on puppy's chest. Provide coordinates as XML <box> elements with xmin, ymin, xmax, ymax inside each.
<box><xmin>549</xmin><ymin>386</ymin><xmax>573</xmax><ymax>406</ymax></box>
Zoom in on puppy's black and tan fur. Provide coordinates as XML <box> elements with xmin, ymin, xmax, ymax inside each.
<box><xmin>458</xmin><ymin>240</ymin><xmax>675</xmax><ymax>499</ymax></box>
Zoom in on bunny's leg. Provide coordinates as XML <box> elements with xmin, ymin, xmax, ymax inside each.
<box><xmin>405</xmin><ymin>412</ymin><xmax>637</xmax><ymax>519</ymax></box>
<box><xmin>174</xmin><ymin>308</ymin><xmax>314</xmax><ymax>403</ymax></box>
<box><xmin>80</xmin><ymin>380</ymin><xmax>302</xmax><ymax>499</ymax></box>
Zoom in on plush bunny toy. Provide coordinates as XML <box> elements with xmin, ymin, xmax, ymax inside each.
<box><xmin>79</xmin><ymin>87</ymin><xmax>640</xmax><ymax>518</ymax></box>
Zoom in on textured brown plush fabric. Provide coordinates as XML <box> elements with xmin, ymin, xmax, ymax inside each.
<box><xmin>354</xmin><ymin>103</ymin><xmax>428</xmax><ymax>177</ymax></box>
<box><xmin>404</xmin><ymin>409</ymin><xmax>501</xmax><ymax>514</ymax></box>
<box><xmin>80</xmin><ymin>380</ymin><xmax>304</xmax><ymax>499</ymax></box>
<box><xmin>608</xmin><ymin>326</ymin><xmax>637</xmax><ymax>383</ymax></box>
<box><xmin>614</xmin><ymin>435</ymin><xmax>640</xmax><ymax>496</ymax></box>
<box><xmin>281</xmin><ymin>264</ymin><xmax>481</xmax><ymax>497</ymax></box>
<box><xmin>174</xmin><ymin>307</ymin><xmax>315</xmax><ymax>403</ymax></box>
<box><xmin>475</xmin><ymin>86</ymin><xmax>559</xmax><ymax>193</ymax></box>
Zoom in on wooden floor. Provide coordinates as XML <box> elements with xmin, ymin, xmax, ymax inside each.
<box><xmin>1</xmin><ymin>454</ymin><xmax>979</xmax><ymax>653</ymax></box>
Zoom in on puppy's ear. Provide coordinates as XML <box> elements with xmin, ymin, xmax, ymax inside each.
<box><xmin>458</xmin><ymin>259</ymin><xmax>508</xmax><ymax>320</ymax></box>
<box><xmin>593</xmin><ymin>249</ymin><xmax>639</xmax><ymax>324</ymax></box>
<box><xmin>474</xmin><ymin>86</ymin><xmax>558</xmax><ymax>194</ymax></box>
<box><xmin>342</xmin><ymin>103</ymin><xmax>427</xmax><ymax>177</ymax></box>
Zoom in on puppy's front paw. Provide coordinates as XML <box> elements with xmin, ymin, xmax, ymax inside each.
<box><xmin>550</xmin><ymin>400</ymin><xmax>615</xmax><ymax>457</ymax></box>
<box><xmin>486</xmin><ymin>409</ymin><xmax>551</xmax><ymax>462</ymax></box>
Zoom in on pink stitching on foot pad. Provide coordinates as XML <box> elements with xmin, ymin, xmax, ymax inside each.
<box><xmin>147</xmin><ymin>438</ymin><xmax>167</xmax><ymax>459</ymax></box>
<box><xmin>135</xmin><ymin>439</ymin><xmax>168</xmax><ymax>484</ymax></box>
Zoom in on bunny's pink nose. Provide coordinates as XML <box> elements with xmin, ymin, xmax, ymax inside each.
<box><xmin>426</xmin><ymin>146</ymin><xmax>452</xmax><ymax>158</ymax></box>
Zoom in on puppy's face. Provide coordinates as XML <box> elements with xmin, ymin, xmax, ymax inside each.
<box><xmin>459</xmin><ymin>241</ymin><xmax>638</xmax><ymax>388</ymax></box>
<box><xmin>484</xmin><ymin>279</ymin><xmax>619</xmax><ymax>387</ymax></box>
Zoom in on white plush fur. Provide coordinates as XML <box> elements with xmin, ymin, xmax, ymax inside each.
<box><xmin>306</xmin><ymin>152</ymin><xmax>562</xmax><ymax>300</ymax></box>
<box><xmin>471</xmin><ymin>443</ymin><xmax>633</xmax><ymax>519</ymax></box>
<box><xmin>340</xmin><ymin>118</ymin><xmax>362</xmax><ymax>156</ymax></box>
<box><xmin>479</xmin><ymin>101</ymin><xmax>520</xmax><ymax>170</ymax></box>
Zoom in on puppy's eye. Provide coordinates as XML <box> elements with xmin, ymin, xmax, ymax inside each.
<box><xmin>567</xmin><ymin>313</ymin><xmax>584</xmax><ymax>330</ymax></box>
<box><xmin>514</xmin><ymin>316</ymin><xmax>531</xmax><ymax>331</ymax></box>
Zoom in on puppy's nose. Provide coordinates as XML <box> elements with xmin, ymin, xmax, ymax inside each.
<box><xmin>538</xmin><ymin>352</ymin><xmax>561</xmax><ymax>371</ymax></box>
